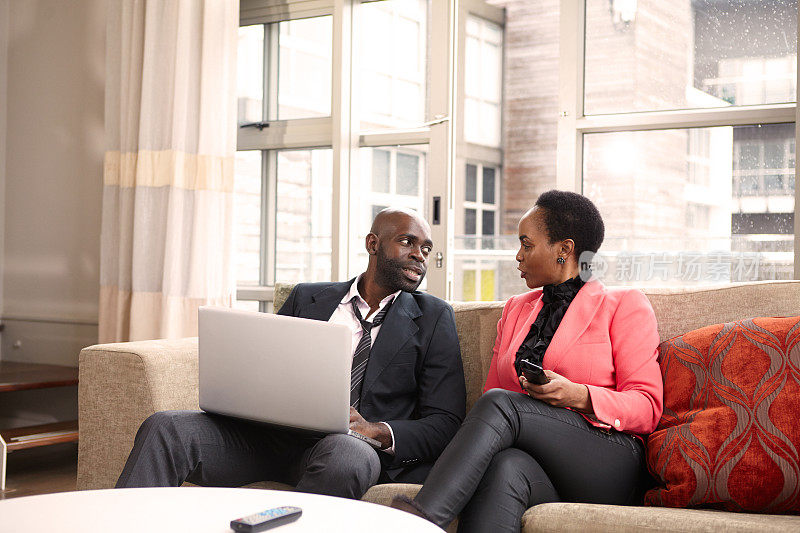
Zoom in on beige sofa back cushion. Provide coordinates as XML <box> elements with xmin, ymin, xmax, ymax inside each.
<box><xmin>276</xmin><ymin>281</ymin><xmax>800</xmax><ymax>411</ymax></box>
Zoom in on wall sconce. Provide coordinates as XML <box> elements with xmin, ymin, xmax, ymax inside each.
<box><xmin>610</xmin><ymin>0</ymin><xmax>637</xmax><ymax>29</ymax></box>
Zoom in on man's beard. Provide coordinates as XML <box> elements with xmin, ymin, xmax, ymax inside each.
<box><xmin>375</xmin><ymin>245</ymin><xmax>426</xmax><ymax>293</ymax></box>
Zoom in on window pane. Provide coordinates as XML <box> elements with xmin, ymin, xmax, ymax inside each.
<box><xmin>737</xmin><ymin>143</ymin><xmax>760</xmax><ymax>170</ymax></box>
<box><xmin>583</xmin><ymin>124</ymin><xmax>795</xmax><ymax>284</ymax></box>
<box><xmin>465</xmin><ymin>208</ymin><xmax>477</xmax><ymax>235</ymax></box>
<box><xmin>455</xmin><ymin>263</ymin><xmax>498</xmax><ymax>301</ymax></box>
<box><xmin>275</xmin><ymin>149</ymin><xmax>334</xmax><ymax>283</ymax></box>
<box><xmin>483</xmin><ymin>167</ymin><xmax>496</xmax><ymax>204</ymax></box>
<box><xmin>455</xmin><ymin>5</ymin><xmax>509</xmax><ymax>301</ymax></box>
<box><xmin>372</xmin><ymin>149</ymin><xmax>391</xmax><ymax>193</ymax></box>
<box><xmin>584</xmin><ymin>0</ymin><xmax>797</xmax><ymax>114</ymax></box>
<box><xmin>237</xmin><ymin>25</ymin><xmax>264</xmax><ymax>125</ymax></box>
<box><xmin>372</xmin><ymin>204</ymin><xmax>389</xmax><ymax>220</ymax></box>
<box><xmin>351</xmin><ymin>146</ymin><xmax>428</xmax><ymax>280</ymax></box>
<box><xmin>462</xmin><ymin>269</ymin><xmax>477</xmax><ymax>301</ymax></box>
<box><xmin>278</xmin><ymin>17</ymin><xmax>332</xmax><ymax>119</ymax></box>
<box><xmin>237</xmin><ymin>18</ymin><xmax>332</xmax><ymax>123</ymax></box>
<box><xmin>480</xmin><ymin>269</ymin><xmax>496</xmax><ymax>301</ymax></box>
<box><xmin>465</xmin><ymin>15</ymin><xmax>503</xmax><ymax>146</ymax></box>
<box><xmin>359</xmin><ymin>0</ymin><xmax>429</xmax><ymax>129</ymax></box>
<box><xmin>234</xmin><ymin>150</ymin><xmax>263</xmax><ymax>285</ymax></box>
<box><xmin>396</xmin><ymin>152</ymin><xmax>419</xmax><ymax>196</ymax></box>
<box><xmin>482</xmin><ymin>211</ymin><xmax>495</xmax><ymax>235</ymax></box>
<box><xmin>466</xmin><ymin>164</ymin><xmax>478</xmax><ymax>202</ymax></box>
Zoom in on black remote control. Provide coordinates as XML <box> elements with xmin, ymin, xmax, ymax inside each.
<box><xmin>230</xmin><ymin>506</ymin><xmax>302</xmax><ymax>532</ymax></box>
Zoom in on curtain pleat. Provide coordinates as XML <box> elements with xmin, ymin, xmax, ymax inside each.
<box><xmin>99</xmin><ymin>0</ymin><xmax>238</xmax><ymax>342</ymax></box>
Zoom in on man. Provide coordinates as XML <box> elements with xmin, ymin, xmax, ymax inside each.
<box><xmin>116</xmin><ymin>208</ymin><xmax>466</xmax><ymax>499</ymax></box>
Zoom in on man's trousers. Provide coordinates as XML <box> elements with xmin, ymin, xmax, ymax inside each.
<box><xmin>115</xmin><ymin>410</ymin><xmax>383</xmax><ymax>499</ymax></box>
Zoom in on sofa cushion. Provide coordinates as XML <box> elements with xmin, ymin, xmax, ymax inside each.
<box><xmin>362</xmin><ymin>483</ymin><xmax>457</xmax><ymax>532</ymax></box>
<box><xmin>645</xmin><ymin>317</ymin><xmax>800</xmax><ymax>513</ymax></box>
<box><xmin>521</xmin><ymin>503</ymin><xmax>800</xmax><ymax>532</ymax></box>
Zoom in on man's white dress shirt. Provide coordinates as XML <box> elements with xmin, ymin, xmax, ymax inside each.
<box><xmin>328</xmin><ymin>275</ymin><xmax>400</xmax><ymax>453</ymax></box>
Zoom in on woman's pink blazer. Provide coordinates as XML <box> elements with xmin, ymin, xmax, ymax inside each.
<box><xmin>483</xmin><ymin>279</ymin><xmax>664</xmax><ymax>435</ymax></box>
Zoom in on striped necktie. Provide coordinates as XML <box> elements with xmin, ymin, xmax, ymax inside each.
<box><xmin>349</xmin><ymin>296</ymin><xmax>394</xmax><ymax>410</ymax></box>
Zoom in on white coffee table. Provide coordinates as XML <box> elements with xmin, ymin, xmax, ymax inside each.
<box><xmin>0</xmin><ymin>487</ymin><xmax>440</xmax><ymax>532</ymax></box>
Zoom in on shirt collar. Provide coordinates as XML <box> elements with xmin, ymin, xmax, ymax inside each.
<box><xmin>341</xmin><ymin>274</ymin><xmax>401</xmax><ymax>308</ymax></box>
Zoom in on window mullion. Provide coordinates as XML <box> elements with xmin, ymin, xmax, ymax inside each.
<box><xmin>556</xmin><ymin>0</ymin><xmax>585</xmax><ymax>193</ymax></box>
<box><xmin>261</xmin><ymin>150</ymin><xmax>278</xmax><ymax>287</ymax></box>
<box><xmin>792</xmin><ymin>1</ymin><xmax>800</xmax><ymax>280</ymax></box>
<box><xmin>795</xmin><ymin>5</ymin><xmax>800</xmax><ymax>279</ymax></box>
<box><xmin>266</xmin><ymin>22</ymin><xmax>279</xmax><ymax>120</ymax></box>
<box><xmin>426</xmin><ymin>0</ymin><xmax>457</xmax><ymax>299</ymax></box>
<box><xmin>330</xmin><ymin>0</ymin><xmax>355</xmax><ymax>281</ymax></box>
<box><xmin>577</xmin><ymin>104</ymin><xmax>796</xmax><ymax>134</ymax></box>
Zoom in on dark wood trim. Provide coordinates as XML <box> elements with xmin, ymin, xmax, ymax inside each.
<box><xmin>1</xmin><ymin>421</ymin><xmax>79</xmax><ymax>452</ymax></box>
<box><xmin>0</xmin><ymin>362</ymin><xmax>78</xmax><ymax>393</ymax></box>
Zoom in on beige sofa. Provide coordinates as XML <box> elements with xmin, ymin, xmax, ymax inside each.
<box><xmin>78</xmin><ymin>281</ymin><xmax>800</xmax><ymax>531</ymax></box>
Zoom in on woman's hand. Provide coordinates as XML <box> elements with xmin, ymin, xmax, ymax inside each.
<box><xmin>519</xmin><ymin>370</ymin><xmax>594</xmax><ymax>414</ymax></box>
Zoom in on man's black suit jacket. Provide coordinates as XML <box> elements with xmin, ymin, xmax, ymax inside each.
<box><xmin>277</xmin><ymin>279</ymin><xmax>466</xmax><ymax>482</ymax></box>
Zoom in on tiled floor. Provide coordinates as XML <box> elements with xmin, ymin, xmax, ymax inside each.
<box><xmin>0</xmin><ymin>442</ymin><xmax>77</xmax><ymax>500</ymax></box>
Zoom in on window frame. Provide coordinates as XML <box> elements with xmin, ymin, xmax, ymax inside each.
<box><xmin>236</xmin><ymin>0</ymin><xmax>456</xmax><ymax>305</ymax></box>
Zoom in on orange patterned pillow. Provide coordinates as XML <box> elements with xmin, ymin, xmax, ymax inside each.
<box><xmin>644</xmin><ymin>317</ymin><xmax>800</xmax><ymax>513</ymax></box>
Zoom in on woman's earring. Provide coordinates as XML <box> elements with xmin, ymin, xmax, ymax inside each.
<box><xmin>557</xmin><ymin>257</ymin><xmax>565</xmax><ymax>264</ymax></box>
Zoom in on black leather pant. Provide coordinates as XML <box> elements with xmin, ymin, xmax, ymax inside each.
<box><xmin>413</xmin><ymin>389</ymin><xmax>646</xmax><ymax>532</ymax></box>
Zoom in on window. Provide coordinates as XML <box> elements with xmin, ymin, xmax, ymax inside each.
<box><xmin>234</xmin><ymin>12</ymin><xmax>335</xmax><ymax>310</ymax></box>
<box><xmin>584</xmin><ymin>0</ymin><xmax>797</xmax><ymax>114</ymax></box>
<box><xmin>360</xmin><ymin>0</ymin><xmax>428</xmax><ymax>129</ymax></box>
<box><xmin>464</xmin><ymin>15</ymin><xmax>503</xmax><ymax>147</ymax></box>
<box><xmin>460</xmin><ymin>163</ymin><xmax>498</xmax><ymax>249</ymax></box>
<box><xmin>237</xmin><ymin>17</ymin><xmax>332</xmax><ymax>124</ymax></box>
<box><xmin>234</xmin><ymin>0</ymin><xmax>800</xmax><ymax>306</ymax></box>
<box><xmin>456</xmin><ymin>162</ymin><xmax>501</xmax><ymax>300</ymax></box>
<box><xmin>235</xmin><ymin>0</ymin><xmax>439</xmax><ymax>308</ymax></box>
<box><xmin>352</xmin><ymin>146</ymin><xmax>427</xmax><ymax>275</ymax></box>
<box><xmin>275</xmin><ymin>149</ymin><xmax>334</xmax><ymax>283</ymax></box>
<box><xmin>569</xmin><ymin>0</ymin><xmax>797</xmax><ymax>285</ymax></box>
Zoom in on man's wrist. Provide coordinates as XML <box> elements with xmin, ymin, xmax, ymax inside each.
<box><xmin>368</xmin><ymin>421</ymin><xmax>393</xmax><ymax>449</ymax></box>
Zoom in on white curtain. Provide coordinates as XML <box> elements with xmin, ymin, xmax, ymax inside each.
<box><xmin>99</xmin><ymin>0</ymin><xmax>238</xmax><ymax>342</ymax></box>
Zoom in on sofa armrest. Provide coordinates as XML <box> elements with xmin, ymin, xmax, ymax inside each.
<box><xmin>77</xmin><ymin>337</ymin><xmax>199</xmax><ymax>490</ymax></box>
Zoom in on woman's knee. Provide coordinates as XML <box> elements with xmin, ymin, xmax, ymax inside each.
<box><xmin>470</xmin><ymin>388</ymin><xmax>519</xmax><ymax>418</ymax></box>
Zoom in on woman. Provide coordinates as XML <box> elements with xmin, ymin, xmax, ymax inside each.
<box><xmin>392</xmin><ymin>190</ymin><xmax>663</xmax><ymax>532</ymax></box>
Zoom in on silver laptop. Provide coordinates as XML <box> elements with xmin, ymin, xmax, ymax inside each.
<box><xmin>198</xmin><ymin>306</ymin><xmax>381</xmax><ymax>447</ymax></box>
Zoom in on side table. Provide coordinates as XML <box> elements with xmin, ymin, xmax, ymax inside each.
<box><xmin>0</xmin><ymin>487</ymin><xmax>442</xmax><ymax>532</ymax></box>
<box><xmin>0</xmin><ymin>361</ymin><xmax>79</xmax><ymax>491</ymax></box>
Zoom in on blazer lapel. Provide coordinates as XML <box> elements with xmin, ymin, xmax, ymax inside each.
<box><xmin>298</xmin><ymin>279</ymin><xmax>355</xmax><ymax>321</ymax></box>
<box><xmin>545</xmin><ymin>278</ymin><xmax>606</xmax><ymax>370</ymax></box>
<box><xmin>508</xmin><ymin>296</ymin><xmax>544</xmax><ymax>362</ymax></box>
<box><xmin>361</xmin><ymin>291</ymin><xmax>421</xmax><ymax>394</ymax></box>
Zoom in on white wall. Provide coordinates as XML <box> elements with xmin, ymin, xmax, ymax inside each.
<box><xmin>0</xmin><ymin>0</ymin><xmax>104</xmax><ymax>428</ymax></box>
<box><xmin>2</xmin><ymin>0</ymin><xmax>104</xmax><ymax>367</ymax></box>
<box><xmin>0</xmin><ymin>0</ymin><xmax>8</xmax><ymax>327</ymax></box>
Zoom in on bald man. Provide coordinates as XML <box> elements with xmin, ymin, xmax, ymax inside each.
<box><xmin>116</xmin><ymin>208</ymin><xmax>466</xmax><ymax>499</ymax></box>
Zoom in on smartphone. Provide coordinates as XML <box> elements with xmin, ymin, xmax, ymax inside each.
<box><xmin>519</xmin><ymin>359</ymin><xmax>550</xmax><ymax>385</ymax></box>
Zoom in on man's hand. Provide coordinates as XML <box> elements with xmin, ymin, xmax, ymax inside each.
<box><xmin>519</xmin><ymin>370</ymin><xmax>594</xmax><ymax>414</ymax></box>
<box><xmin>349</xmin><ymin>407</ymin><xmax>393</xmax><ymax>449</ymax></box>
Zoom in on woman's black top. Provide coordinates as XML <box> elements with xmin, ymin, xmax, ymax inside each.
<box><xmin>514</xmin><ymin>276</ymin><xmax>585</xmax><ymax>375</ymax></box>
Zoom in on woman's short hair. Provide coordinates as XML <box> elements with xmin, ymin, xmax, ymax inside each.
<box><xmin>534</xmin><ymin>190</ymin><xmax>605</xmax><ymax>258</ymax></box>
